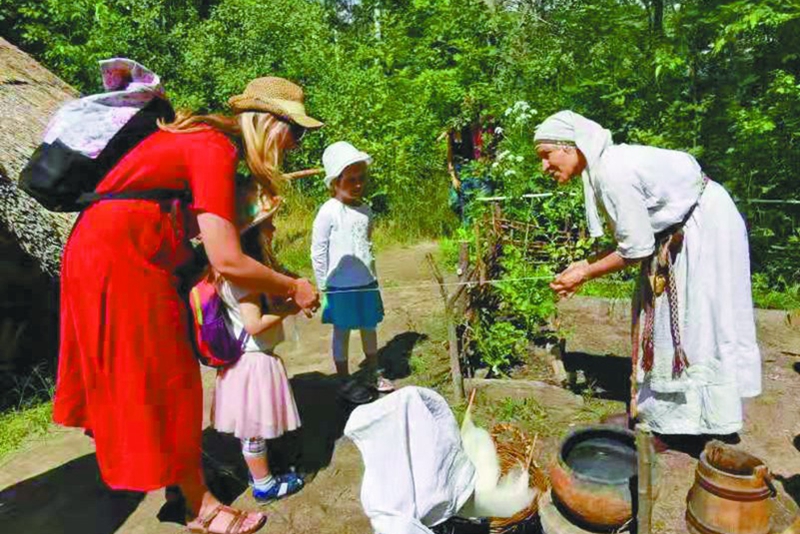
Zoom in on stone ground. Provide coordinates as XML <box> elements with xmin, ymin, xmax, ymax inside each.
<box><xmin>1</xmin><ymin>241</ymin><xmax>799</xmax><ymax>534</ymax></box>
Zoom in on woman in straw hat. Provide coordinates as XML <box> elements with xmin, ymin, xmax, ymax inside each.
<box><xmin>53</xmin><ymin>76</ymin><xmax>321</xmax><ymax>533</ymax></box>
<box><xmin>534</xmin><ymin>110</ymin><xmax>761</xmax><ymax>450</ymax></box>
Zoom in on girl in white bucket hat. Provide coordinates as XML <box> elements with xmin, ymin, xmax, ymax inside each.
<box><xmin>311</xmin><ymin>141</ymin><xmax>394</xmax><ymax>401</ymax></box>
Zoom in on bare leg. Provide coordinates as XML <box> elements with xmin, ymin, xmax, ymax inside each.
<box><xmin>178</xmin><ymin>466</ymin><xmax>207</xmax><ymax>515</ymax></box>
<box><xmin>332</xmin><ymin>327</ymin><xmax>350</xmax><ymax>378</ymax></box>
<box><xmin>361</xmin><ymin>328</ymin><xmax>379</xmax><ymax>369</ymax></box>
<box><xmin>361</xmin><ymin>329</ymin><xmax>393</xmax><ymax>392</ymax></box>
<box><xmin>242</xmin><ymin>438</ymin><xmax>271</xmax><ymax>480</ymax></box>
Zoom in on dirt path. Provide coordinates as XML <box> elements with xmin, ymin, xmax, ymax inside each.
<box><xmin>2</xmin><ymin>242</ymin><xmax>799</xmax><ymax>534</ymax></box>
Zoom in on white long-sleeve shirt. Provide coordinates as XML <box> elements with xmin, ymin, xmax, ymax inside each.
<box><xmin>588</xmin><ymin>144</ymin><xmax>706</xmax><ymax>259</ymax></box>
<box><xmin>311</xmin><ymin>198</ymin><xmax>376</xmax><ymax>289</ymax></box>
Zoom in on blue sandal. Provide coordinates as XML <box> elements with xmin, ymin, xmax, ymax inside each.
<box><xmin>252</xmin><ymin>473</ymin><xmax>304</xmax><ymax>503</ymax></box>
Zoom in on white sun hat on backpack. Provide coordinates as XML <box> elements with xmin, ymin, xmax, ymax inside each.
<box><xmin>322</xmin><ymin>141</ymin><xmax>372</xmax><ymax>188</ymax></box>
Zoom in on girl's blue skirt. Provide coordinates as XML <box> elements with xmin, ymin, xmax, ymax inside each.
<box><xmin>322</xmin><ymin>281</ymin><xmax>384</xmax><ymax>330</ymax></box>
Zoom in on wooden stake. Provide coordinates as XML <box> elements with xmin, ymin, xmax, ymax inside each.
<box><xmin>466</xmin><ymin>387</ymin><xmax>477</xmax><ymax>415</ymax></box>
<box><xmin>458</xmin><ymin>242</ymin><xmax>469</xmax><ymax>279</ymax></box>
<box><xmin>636</xmin><ymin>424</ymin><xmax>654</xmax><ymax>534</ymax></box>
<box><xmin>474</xmin><ymin>221</ymin><xmax>485</xmax><ymax>286</ymax></box>
<box><xmin>426</xmin><ymin>253</ymin><xmax>465</xmax><ymax>402</ymax></box>
<box><xmin>283</xmin><ymin>168</ymin><xmax>324</xmax><ymax>180</ymax></box>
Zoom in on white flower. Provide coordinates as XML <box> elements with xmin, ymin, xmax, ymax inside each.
<box><xmin>497</xmin><ymin>150</ymin><xmax>511</xmax><ymax>161</ymax></box>
<box><xmin>515</xmin><ymin>155</ymin><xmax>524</xmax><ymax>163</ymax></box>
<box><xmin>494</xmin><ymin>126</ymin><xmax>504</xmax><ymax>135</ymax></box>
<box><xmin>503</xmin><ymin>169</ymin><xmax>517</xmax><ymax>177</ymax></box>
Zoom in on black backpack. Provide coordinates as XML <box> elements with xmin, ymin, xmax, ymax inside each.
<box><xmin>19</xmin><ymin>97</ymin><xmax>180</xmax><ymax>211</ymax></box>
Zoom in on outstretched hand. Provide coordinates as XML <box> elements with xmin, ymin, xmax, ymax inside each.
<box><xmin>550</xmin><ymin>260</ymin><xmax>590</xmax><ymax>299</ymax></box>
<box><xmin>292</xmin><ymin>278</ymin><xmax>320</xmax><ymax>317</ymax></box>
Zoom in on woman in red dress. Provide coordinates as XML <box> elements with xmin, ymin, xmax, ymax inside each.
<box><xmin>53</xmin><ymin>77</ymin><xmax>321</xmax><ymax>534</ymax></box>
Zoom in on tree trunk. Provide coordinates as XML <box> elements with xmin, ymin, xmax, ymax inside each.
<box><xmin>652</xmin><ymin>0</ymin><xmax>664</xmax><ymax>35</ymax></box>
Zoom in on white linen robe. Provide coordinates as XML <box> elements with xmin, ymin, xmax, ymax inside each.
<box><xmin>587</xmin><ymin>144</ymin><xmax>761</xmax><ymax>435</ymax></box>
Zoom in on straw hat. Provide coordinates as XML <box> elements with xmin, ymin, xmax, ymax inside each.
<box><xmin>228</xmin><ymin>77</ymin><xmax>323</xmax><ymax>129</ymax></box>
<box><xmin>322</xmin><ymin>141</ymin><xmax>372</xmax><ymax>187</ymax></box>
<box><xmin>241</xmin><ymin>196</ymin><xmax>283</xmax><ymax>235</ymax></box>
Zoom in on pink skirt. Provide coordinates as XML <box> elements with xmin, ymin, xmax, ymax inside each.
<box><xmin>212</xmin><ymin>351</ymin><xmax>301</xmax><ymax>440</ymax></box>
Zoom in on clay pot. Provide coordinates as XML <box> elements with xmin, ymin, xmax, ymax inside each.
<box><xmin>549</xmin><ymin>426</ymin><xmax>637</xmax><ymax>530</ymax></box>
<box><xmin>686</xmin><ymin>442</ymin><xmax>775</xmax><ymax>534</ymax></box>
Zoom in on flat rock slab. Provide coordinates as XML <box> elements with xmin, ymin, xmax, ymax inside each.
<box><xmin>464</xmin><ymin>378</ymin><xmax>584</xmax><ymax>413</ymax></box>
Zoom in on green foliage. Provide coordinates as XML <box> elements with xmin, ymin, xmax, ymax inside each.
<box><xmin>474</xmin><ymin>320</ymin><xmax>527</xmax><ymax>375</ymax></box>
<box><xmin>1</xmin><ymin>0</ymin><xmax>798</xmax><ymax>288</ymax></box>
<box><xmin>494</xmin><ymin>245</ymin><xmax>556</xmax><ymax>333</ymax></box>
<box><xmin>0</xmin><ymin>402</ymin><xmax>52</xmax><ymax>461</ymax></box>
<box><xmin>0</xmin><ymin>364</ymin><xmax>54</xmax><ymax>460</ymax></box>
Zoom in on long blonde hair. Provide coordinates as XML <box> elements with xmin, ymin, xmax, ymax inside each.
<box><xmin>159</xmin><ymin>110</ymin><xmax>290</xmax><ymax>197</ymax></box>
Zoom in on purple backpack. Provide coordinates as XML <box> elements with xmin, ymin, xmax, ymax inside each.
<box><xmin>189</xmin><ymin>279</ymin><xmax>248</xmax><ymax>368</ymax></box>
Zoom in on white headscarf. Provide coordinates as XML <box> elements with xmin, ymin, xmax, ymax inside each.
<box><xmin>534</xmin><ymin>111</ymin><xmax>612</xmax><ymax>238</ymax></box>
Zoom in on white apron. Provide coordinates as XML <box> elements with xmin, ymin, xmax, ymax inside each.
<box><xmin>635</xmin><ymin>180</ymin><xmax>761</xmax><ymax>434</ymax></box>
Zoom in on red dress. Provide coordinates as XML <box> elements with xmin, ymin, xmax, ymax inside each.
<box><xmin>53</xmin><ymin>128</ymin><xmax>238</xmax><ymax>491</ymax></box>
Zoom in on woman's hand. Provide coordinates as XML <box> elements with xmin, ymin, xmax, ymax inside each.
<box><xmin>291</xmin><ymin>278</ymin><xmax>320</xmax><ymax>317</ymax></box>
<box><xmin>270</xmin><ymin>297</ymin><xmax>301</xmax><ymax>317</ymax></box>
<box><xmin>198</xmin><ymin>212</ymin><xmax>298</xmax><ymax>297</ymax></box>
<box><xmin>550</xmin><ymin>260</ymin><xmax>590</xmax><ymax>299</ymax></box>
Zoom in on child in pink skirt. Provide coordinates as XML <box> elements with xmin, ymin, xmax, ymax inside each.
<box><xmin>211</xmin><ymin>195</ymin><xmax>304</xmax><ymax>502</ymax></box>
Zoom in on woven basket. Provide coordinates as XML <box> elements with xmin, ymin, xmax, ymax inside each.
<box><xmin>486</xmin><ymin>423</ymin><xmax>550</xmax><ymax>534</ymax></box>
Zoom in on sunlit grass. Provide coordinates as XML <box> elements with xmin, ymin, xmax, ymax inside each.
<box><xmin>0</xmin><ymin>365</ymin><xmax>55</xmax><ymax>461</ymax></box>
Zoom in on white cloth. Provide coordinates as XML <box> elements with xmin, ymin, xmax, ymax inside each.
<box><xmin>217</xmin><ymin>280</ymin><xmax>285</xmax><ymax>353</ymax></box>
<box><xmin>534</xmin><ymin>111</ymin><xmax>706</xmax><ymax>252</ymax></box>
<box><xmin>311</xmin><ymin>198</ymin><xmax>376</xmax><ymax>289</ymax></box>
<box><xmin>636</xmin><ymin>180</ymin><xmax>761</xmax><ymax>434</ymax></box>
<box><xmin>43</xmin><ymin>58</ymin><xmax>165</xmax><ymax>158</ymax></box>
<box><xmin>344</xmin><ymin>387</ymin><xmax>477</xmax><ymax>534</ymax></box>
<box><xmin>591</xmin><ymin>144</ymin><xmax>706</xmax><ymax>259</ymax></box>
<box><xmin>534</xmin><ymin>110</ymin><xmax>612</xmax><ymax>238</ymax></box>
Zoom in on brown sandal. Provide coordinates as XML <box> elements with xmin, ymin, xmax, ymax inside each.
<box><xmin>186</xmin><ymin>504</ymin><xmax>267</xmax><ymax>534</ymax></box>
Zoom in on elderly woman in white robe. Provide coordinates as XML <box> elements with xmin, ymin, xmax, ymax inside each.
<box><xmin>534</xmin><ymin>110</ymin><xmax>761</xmax><ymax>441</ymax></box>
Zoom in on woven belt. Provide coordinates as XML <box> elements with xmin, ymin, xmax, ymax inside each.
<box><xmin>633</xmin><ymin>175</ymin><xmax>710</xmax><ymax>380</ymax></box>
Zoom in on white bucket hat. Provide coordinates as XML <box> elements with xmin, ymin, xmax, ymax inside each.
<box><xmin>322</xmin><ymin>141</ymin><xmax>372</xmax><ymax>187</ymax></box>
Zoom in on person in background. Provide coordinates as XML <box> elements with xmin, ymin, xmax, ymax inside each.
<box><xmin>443</xmin><ymin>116</ymin><xmax>499</xmax><ymax>222</ymax></box>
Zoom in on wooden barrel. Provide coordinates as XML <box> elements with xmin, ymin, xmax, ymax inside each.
<box><xmin>686</xmin><ymin>442</ymin><xmax>776</xmax><ymax>534</ymax></box>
